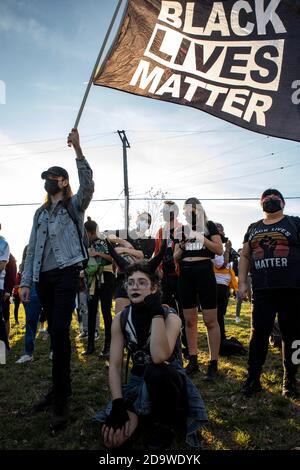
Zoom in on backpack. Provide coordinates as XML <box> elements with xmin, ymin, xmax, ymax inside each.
<box><xmin>219</xmin><ymin>337</ymin><xmax>247</xmax><ymax>356</ymax></box>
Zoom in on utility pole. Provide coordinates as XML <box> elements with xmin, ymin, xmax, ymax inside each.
<box><xmin>117</xmin><ymin>130</ymin><xmax>130</xmax><ymax>232</ymax></box>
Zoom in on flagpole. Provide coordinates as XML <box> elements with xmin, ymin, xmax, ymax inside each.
<box><xmin>72</xmin><ymin>0</ymin><xmax>124</xmax><ymax>130</ymax></box>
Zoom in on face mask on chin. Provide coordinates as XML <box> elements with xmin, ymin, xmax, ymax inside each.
<box><xmin>262</xmin><ymin>199</ymin><xmax>282</xmax><ymax>214</ymax></box>
<box><xmin>44</xmin><ymin>179</ymin><xmax>60</xmax><ymax>196</ymax></box>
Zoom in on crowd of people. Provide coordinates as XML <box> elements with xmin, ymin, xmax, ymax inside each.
<box><xmin>0</xmin><ymin>129</ymin><xmax>299</xmax><ymax>449</ymax></box>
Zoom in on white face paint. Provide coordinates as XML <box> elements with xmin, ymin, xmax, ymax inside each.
<box><xmin>125</xmin><ymin>271</ymin><xmax>156</xmax><ymax>303</ymax></box>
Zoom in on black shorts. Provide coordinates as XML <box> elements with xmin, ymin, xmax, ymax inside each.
<box><xmin>178</xmin><ymin>259</ymin><xmax>217</xmax><ymax>310</ymax></box>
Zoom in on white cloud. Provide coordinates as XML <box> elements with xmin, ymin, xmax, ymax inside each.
<box><xmin>0</xmin><ymin>3</ymin><xmax>86</xmax><ymax>60</ymax></box>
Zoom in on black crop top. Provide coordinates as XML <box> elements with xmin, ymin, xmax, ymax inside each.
<box><xmin>175</xmin><ymin>221</ymin><xmax>219</xmax><ymax>259</ymax></box>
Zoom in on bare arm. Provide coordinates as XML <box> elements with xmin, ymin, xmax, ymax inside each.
<box><xmin>173</xmin><ymin>241</ymin><xmax>185</xmax><ymax>262</ymax></box>
<box><xmin>150</xmin><ymin>314</ymin><xmax>181</xmax><ymax>364</ymax></box>
<box><xmin>108</xmin><ymin>314</ymin><xmax>125</xmax><ymax>400</ymax></box>
<box><xmin>116</xmin><ymin>247</ymin><xmax>144</xmax><ymax>260</ymax></box>
<box><xmin>203</xmin><ymin>234</ymin><xmax>223</xmax><ymax>256</ymax></box>
<box><xmin>238</xmin><ymin>242</ymin><xmax>251</xmax><ymax>299</ymax></box>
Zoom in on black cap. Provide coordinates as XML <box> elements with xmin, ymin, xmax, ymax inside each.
<box><xmin>261</xmin><ymin>188</ymin><xmax>285</xmax><ymax>203</ymax></box>
<box><xmin>41</xmin><ymin>166</ymin><xmax>69</xmax><ymax>180</ymax></box>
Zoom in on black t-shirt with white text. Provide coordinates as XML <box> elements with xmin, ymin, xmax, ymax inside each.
<box><xmin>243</xmin><ymin>216</ymin><xmax>300</xmax><ymax>289</ymax></box>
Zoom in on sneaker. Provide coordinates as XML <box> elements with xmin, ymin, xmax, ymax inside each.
<box><xmin>282</xmin><ymin>377</ymin><xmax>298</xmax><ymax>398</ymax></box>
<box><xmin>203</xmin><ymin>360</ymin><xmax>218</xmax><ymax>381</ymax></box>
<box><xmin>235</xmin><ymin>317</ymin><xmax>241</xmax><ymax>323</ymax></box>
<box><xmin>95</xmin><ymin>331</ymin><xmax>99</xmax><ymax>341</ymax></box>
<box><xmin>49</xmin><ymin>351</ymin><xmax>53</xmax><ymax>361</ymax></box>
<box><xmin>184</xmin><ymin>357</ymin><xmax>199</xmax><ymax>376</ymax></box>
<box><xmin>146</xmin><ymin>424</ymin><xmax>175</xmax><ymax>451</ymax></box>
<box><xmin>77</xmin><ymin>331</ymin><xmax>88</xmax><ymax>340</ymax></box>
<box><xmin>32</xmin><ymin>389</ymin><xmax>54</xmax><ymax>412</ymax></box>
<box><xmin>15</xmin><ymin>354</ymin><xmax>33</xmax><ymax>364</ymax></box>
<box><xmin>50</xmin><ymin>399</ymin><xmax>69</xmax><ymax>433</ymax></box>
<box><xmin>241</xmin><ymin>377</ymin><xmax>262</xmax><ymax>397</ymax></box>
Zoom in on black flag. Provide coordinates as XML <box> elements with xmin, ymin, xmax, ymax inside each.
<box><xmin>94</xmin><ymin>0</ymin><xmax>300</xmax><ymax>142</ymax></box>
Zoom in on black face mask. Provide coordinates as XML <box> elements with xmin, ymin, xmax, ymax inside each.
<box><xmin>262</xmin><ymin>199</ymin><xmax>282</xmax><ymax>213</ymax></box>
<box><xmin>220</xmin><ymin>234</ymin><xmax>228</xmax><ymax>243</ymax></box>
<box><xmin>44</xmin><ymin>179</ymin><xmax>60</xmax><ymax>196</ymax></box>
<box><xmin>186</xmin><ymin>212</ymin><xmax>197</xmax><ymax>226</ymax></box>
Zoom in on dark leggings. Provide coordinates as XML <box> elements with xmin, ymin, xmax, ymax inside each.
<box><xmin>216</xmin><ymin>284</ymin><xmax>230</xmax><ymax>341</ymax></box>
<box><xmin>13</xmin><ymin>294</ymin><xmax>20</xmax><ymax>323</ymax></box>
<box><xmin>161</xmin><ymin>275</ymin><xmax>187</xmax><ymax>349</ymax></box>
<box><xmin>88</xmin><ymin>272</ymin><xmax>114</xmax><ymax>347</ymax></box>
<box><xmin>248</xmin><ymin>288</ymin><xmax>300</xmax><ymax>380</ymax></box>
<box><xmin>144</xmin><ymin>363</ymin><xmax>188</xmax><ymax>432</ymax></box>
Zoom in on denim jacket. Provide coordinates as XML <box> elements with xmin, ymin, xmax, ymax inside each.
<box><xmin>21</xmin><ymin>158</ymin><xmax>94</xmax><ymax>287</ymax></box>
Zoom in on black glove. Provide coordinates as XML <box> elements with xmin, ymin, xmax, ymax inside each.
<box><xmin>105</xmin><ymin>398</ymin><xmax>130</xmax><ymax>431</ymax></box>
<box><xmin>144</xmin><ymin>293</ymin><xmax>166</xmax><ymax>320</ymax></box>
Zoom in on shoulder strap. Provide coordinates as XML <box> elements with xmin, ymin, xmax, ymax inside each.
<box><xmin>120</xmin><ymin>305</ymin><xmax>131</xmax><ymax>384</ymax></box>
<box><xmin>120</xmin><ymin>305</ymin><xmax>131</xmax><ymax>338</ymax></box>
<box><xmin>64</xmin><ymin>200</ymin><xmax>87</xmax><ymax>260</ymax></box>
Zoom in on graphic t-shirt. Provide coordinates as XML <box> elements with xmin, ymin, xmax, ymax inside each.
<box><xmin>175</xmin><ymin>221</ymin><xmax>220</xmax><ymax>260</ymax></box>
<box><xmin>243</xmin><ymin>216</ymin><xmax>300</xmax><ymax>289</ymax></box>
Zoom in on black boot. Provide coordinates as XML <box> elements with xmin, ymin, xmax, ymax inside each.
<box><xmin>99</xmin><ymin>342</ymin><xmax>110</xmax><ymax>359</ymax></box>
<box><xmin>184</xmin><ymin>355</ymin><xmax>199</xmax><ymax>375</ymax></box>
<box><xmin>241</xmin><ymin>375</ymin><xmax>262</xmax><ymax>397</ymax></box>
<box><xmin>32</xmin><ymin>389</ymin><xmax>54</xmax><ymax>412</ymax></box>
<box><xmin>50</xmin><ymin>397</ymin><xmax>69</xmax><ymax>433</ymax></box>
<box><xmin>82</xmin><ymin>345</ymin><xmax>95</xmax><ymax>355</ymax></box>
<box><xmin>82</xmin><ymin>335</ymin><xmax>95</xmax><ymax>355</ymax></box>
<box><xmin>203</xmin><ymin>360</ymin><xmax>218</xmax><ymax>381</ymax></box>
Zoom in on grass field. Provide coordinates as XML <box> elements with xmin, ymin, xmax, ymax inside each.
<box><xmin>0</xmin><ymin>299</ymin><xmax>299</xmax><ymax>451</ymax></box>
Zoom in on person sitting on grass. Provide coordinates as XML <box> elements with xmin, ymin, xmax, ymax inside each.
<box><xmin>95</xmin><ymin>260</ymin><xmax>208</xmax><ymax>450</ymax></box>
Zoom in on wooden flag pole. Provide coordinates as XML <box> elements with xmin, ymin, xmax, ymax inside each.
<box><xmin>73</xmin><ymin>0</ymin><xmax>124</xmax><ymax>130</ymax></box>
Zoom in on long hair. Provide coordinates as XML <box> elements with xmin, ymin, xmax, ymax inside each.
<box><xmin>184</xmin><ymin>197</ymin><xmax>209</xmax><ymax>235</ymax></box>
<box><xmin>44</xmin><ymin>184</ymin><xmax>73</xmax><ymax>209</ymax></box>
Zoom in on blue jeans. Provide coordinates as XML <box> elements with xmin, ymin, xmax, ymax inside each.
<box><xmin>24</xmin><ymin>284</ymin><xmax>42</xmax><ymax>356</ymax></box>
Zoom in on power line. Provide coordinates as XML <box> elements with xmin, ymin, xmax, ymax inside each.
<box><xmin>1</xmin><ymin>196</ymin><xmax>300</xmax><ymax>208</ymax></box>
<box><xmin>0</xmin><ymin>127</ymin><xmax>244</xmax><ymax>163</ymax></box>
<box><xmin>0</xmin><ymin>131</ymin><xmax>114</xmax><ymax>147</ymax></box>
<box><xmin>129</xmin><ymin>135</ymin><xmax>270</xmax><ymax>193</ymax></box>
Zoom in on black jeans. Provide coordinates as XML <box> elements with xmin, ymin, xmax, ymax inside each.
<box><xmin>87</xmin><ymin>271</ymin><xmax>115</xmax><ymax>348</ymax></box>
<box><xmin>216</xmin><ymin>284</ymin><xmax>230</xmax><ymax>341</ymax></box>
<box><xmin>161</xmin><ymin>275</ymin><xmax>187</xmax><ymax>349</ymax></box>
<box><xmin>144</xmin><ymin>363</ymin><xmax>188</xmax><ymax>432</ymax></box>
<box><xmin>248</xmin><ymin>288</ymin><xmax>300</xmax><ymax>380</ymax></box>
<box><xmin>36</xmin><ymin>266</ymin><xmax>80</xmax><ymax>401</ymax></box>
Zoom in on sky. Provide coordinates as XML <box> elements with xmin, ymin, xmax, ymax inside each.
<box><xmin>0</xmin><ymin>0</ymin><xmax>299</xmax><ymax>265</ymax></box>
